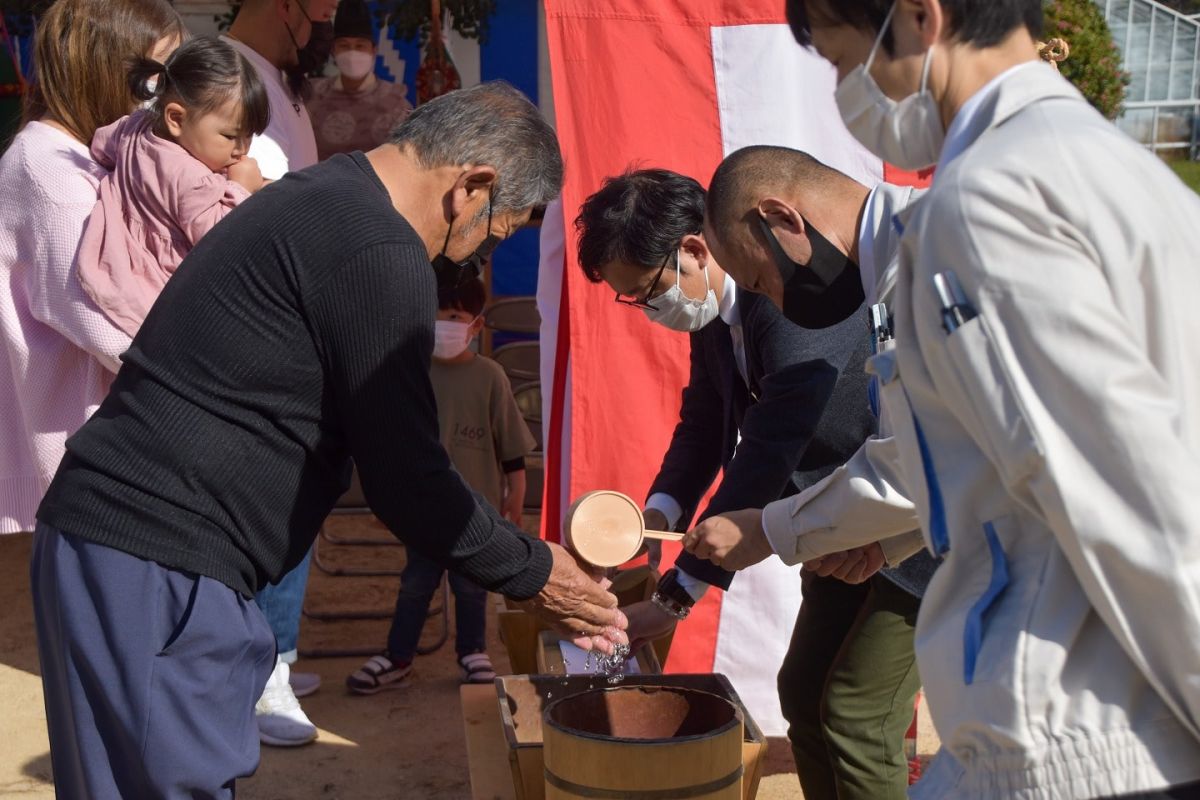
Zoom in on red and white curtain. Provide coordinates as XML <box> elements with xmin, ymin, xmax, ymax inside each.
<box><xmin>536</xmin><ymin>0</ymin><xmax>923</xmax><ymax>735</ymax></box>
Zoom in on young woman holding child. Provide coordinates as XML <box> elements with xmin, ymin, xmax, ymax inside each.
<box><xmin>0</xmin><ymin>0</ymin><xmax>185</xmax><ymax>536</ymax></box>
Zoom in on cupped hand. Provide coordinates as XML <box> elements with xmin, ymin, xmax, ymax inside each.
<box><xmin>622</xmin><ymin>599</ymin><xmax>678</xmax><ymax>653</ymax></box>
<box><xmin>514</xmin><ymin>542</ymin><xmax>629</xmax><ymax>655</ymax></box>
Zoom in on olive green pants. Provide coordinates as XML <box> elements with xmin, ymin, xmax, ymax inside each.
<box><xmin>777</xmin><ymin>572</ymin><xmax>922</xmax><ymax>800</ymax></box>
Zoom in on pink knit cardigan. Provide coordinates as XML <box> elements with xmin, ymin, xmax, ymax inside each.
<box><xmin>0</xmin><ymin>122</ymin><xmax>132</xmax><ymax>533</ymax></box>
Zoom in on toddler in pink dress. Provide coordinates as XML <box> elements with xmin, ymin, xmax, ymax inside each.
<box><xmin>78</xmin><ymin>36</ymin><xmax>271</xmax><ymax>336</ymax></box>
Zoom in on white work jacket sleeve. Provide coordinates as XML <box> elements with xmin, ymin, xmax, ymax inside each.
<box><xmin>762</xmin><ymin>433</ymin><xmax>922</xmax><ymax>565</ymax></box>
<box><xmin>925</xmin><ymin>175</ymin><xmax>1200</xmax><ymax>741</ymax></box>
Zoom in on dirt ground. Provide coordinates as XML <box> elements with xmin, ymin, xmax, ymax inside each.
<box><xmin>0</xmin><ymin>517</ymin><xmax>937</xmax><ymax>799</ymax></box>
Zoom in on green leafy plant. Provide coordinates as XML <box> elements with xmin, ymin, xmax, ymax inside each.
<box><xmin>379</xmin><ymin>0</ymin><xmax>496</xmax><ymax>46</ymax></box>
<box><xmin>1043</xmin><ymin>0</ymin><xmax>1130</xmax><ymax>120</ymax></box>
<box><xmin>215</xmin><ymin>3</ymin><xmax>241</xmax><ymax>32</ymax></box>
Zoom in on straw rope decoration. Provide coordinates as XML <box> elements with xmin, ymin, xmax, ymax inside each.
<box><xmin>1038</xmin><ymin>38</ymin><xmax>1071</xmax><ymax>71</ymax></box>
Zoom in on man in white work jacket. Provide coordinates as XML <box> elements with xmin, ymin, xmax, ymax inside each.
<box><xmin>687</xmin><ymin>1</ymin><xmax>1200</xmax><ymax>799</ymax></box>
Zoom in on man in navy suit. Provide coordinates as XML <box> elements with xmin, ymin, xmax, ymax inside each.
<box><xmin>576</xmin><ymin>168</ymin><xmax>930</xmax><ymax>799</ymax></box>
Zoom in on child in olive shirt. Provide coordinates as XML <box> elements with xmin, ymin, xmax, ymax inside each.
<box><xmin>347</xmin><ymin>278</ymin><xmax>537</xmax><ymax>691</ymax></box>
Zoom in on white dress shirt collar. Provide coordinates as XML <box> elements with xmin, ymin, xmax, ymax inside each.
<box><xmin>718</xmin><ymin>272</ymin><xmax>739</xmax><ymax>327</ymax></box>
<box><xmin>938</xmin><ymin>61</ymin><xmax>1039</xmax><ymax>173</ymax></box>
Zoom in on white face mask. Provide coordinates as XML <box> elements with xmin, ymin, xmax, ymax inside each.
<box><xmin>834</xmin><ymin>2</ymin><xmax>944</xmax><ymax>171</ymax></box>
<box><xmin>642</xmin><ymin>251</ymin><xmax>720</xmax><ymax>333</ymax></box>
<box><xmin>335</xmin><ymin>50</ymin><xmax>375</xmax><ymax>81</ymax></box>
<box><xmin>433</xmin><ymin>319</ymin><xmax>476</xmax><ymax>360</ymax></box>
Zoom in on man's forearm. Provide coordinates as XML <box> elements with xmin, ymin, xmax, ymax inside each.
<box><xmin>761</xmin><ymin>434</ymin><xmax>919</xmax><ymax>565</ymax></box>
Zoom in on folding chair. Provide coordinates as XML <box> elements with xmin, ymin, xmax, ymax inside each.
<box><xmin>492</xmin><ymin>341</ymin><xmax>540</xmax><ymax>387</ymax></box>
<box><xmin>483</xmin><ymin>296</ymin><xmax>540</xmax><ymax>335</ymax></box>
<box><xmin>511</xmin><ymin>380</ymin><xmax>543</xmax><ymax>452</ymax></box>
<box><xmin>300</xmin><ymin>465</ymin><xmax>449</xmax><ymax>658</ymax></box>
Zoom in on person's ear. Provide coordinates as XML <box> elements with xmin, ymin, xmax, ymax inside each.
<box><xmin>469</xmin><ymin>315</ymin><xmax>486</xmax><ymax>338</ymax></box>
<box><xmin>756</xmin><ymin>197</ymin><xmax>806</xmax><ymax>237</ymax></box>
<box><xmin>162</xmin><ymin>102</ymin><xmax>187</xmax><ymax>139</ymax></box>
<box><xmin>447</xmin><ymin>165</ymin><xmax>498</xmax><ymax>220</ymax></box>
<box><xmin>680</xmin><ymin>233</ymin><xmax>709</xmax><ymax>272</ymax></box>
<box><xmin>897</xmin><ymin>0</ymin><xmax>943</xmax><ymax>49</ymax></box>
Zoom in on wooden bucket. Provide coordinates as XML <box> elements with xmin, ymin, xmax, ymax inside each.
<box><xmin>543</xmin><ymin>686</ymin><xmax>743</xmax><ymax>799</ymax></box>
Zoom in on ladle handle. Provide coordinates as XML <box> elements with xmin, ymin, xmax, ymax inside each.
<box><xmin>643</xmin><ymin>529</ymin><xmax>686</xmax><ymax>542</ymax></box>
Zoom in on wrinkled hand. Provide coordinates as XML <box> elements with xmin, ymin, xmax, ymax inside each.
<box><xmin>682</xmin><ymin>509</ymin><xmax>772</xmax><ymax>572</ymax></box>
<box><xmin>641</xmin><ymin>509</ymin><xmax>668</xmax><ymax>571</ymax></box>
<box><xmin>515</xmin><ymin>542</ymin><xmax>629</xmax><ymax>654</ymax></box>
<box><xmin>805</xmin><ymin>542</ymin><xmax>886</xmax><ymax>585</ymax></box>
<box><xmin>228</xmin><ymin>156</ymin><xmax>265</xmax><ymax>193</ymax></box>
<box><xmin>622</xmin><ymin>599</ymin><xmax>678</xmax><ymax>653</ymax></box>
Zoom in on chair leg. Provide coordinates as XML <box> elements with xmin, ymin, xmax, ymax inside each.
<box><xmin>312</xmin><ymin>527</ymin><xmax>404</xmax><ymax>577</ymax></box>
<box><xmin>299</xmin><ymin>570</ymin><xmax>450</xmax><ymax>659</ymax></box>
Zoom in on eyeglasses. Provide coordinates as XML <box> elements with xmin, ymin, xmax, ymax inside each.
<box><xmin>614</xmin><ymin>250</ymin><xmax>672</xmax><ymax>311</ymax></box>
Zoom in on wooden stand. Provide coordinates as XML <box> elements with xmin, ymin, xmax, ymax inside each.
<box><xmin>462</xmin><ymin>682</ymin><xmax>517</xmax><ymax>800</ymax></box>
<box><xmin>534</xmin><ymin>629</ymin><xmax>662</xmax><ymax>676</ymax></box>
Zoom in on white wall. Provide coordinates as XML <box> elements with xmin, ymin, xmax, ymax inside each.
<box><xmin>175</xmin><ymin>0</ymin><xmax>226</xmax><ymax>37</ymax></box>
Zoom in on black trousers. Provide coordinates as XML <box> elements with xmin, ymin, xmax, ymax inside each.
<box><xmin>31</xmin><ymin>524</ymin><xmax>277</xmax><ymax>799</ymax></box>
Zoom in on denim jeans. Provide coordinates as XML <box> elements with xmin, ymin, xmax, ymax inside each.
<box><xmin>387</xmin><ymin>547</ymin><xmax>487</xmax><ymax>662</ymax></box>
<box><xmin>255</xmin><ymin>548</ymin><xmax>312</xmax><ymax>664</ymax></box>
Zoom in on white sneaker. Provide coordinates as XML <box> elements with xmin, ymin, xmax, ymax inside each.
<box><xmin>288</xmin><ymin>670</ymin><xmax>322</xmax><ymax>698</ymax></box>
<box><xmin>256</xmin><ymin>658</ymin><xmax>318</xmax><ymax>747</ymax></box>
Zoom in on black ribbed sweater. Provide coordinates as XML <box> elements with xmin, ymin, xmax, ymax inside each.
<box><xmin>38</xmin><ymin>152</ymin><xmax>552</xmax><ymax>600</ymax></box>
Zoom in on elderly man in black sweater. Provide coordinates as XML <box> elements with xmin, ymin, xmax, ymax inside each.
<box><xmin>30</xmin><ymin>83</ymin><xmax>626</xmax><ymax>799</ymax></box>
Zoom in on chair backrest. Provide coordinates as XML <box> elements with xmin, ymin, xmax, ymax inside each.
<box><xmin>492</xmin><ymin>341</ymin><xmax>540</xmax><ymax>385</ymax></box>
<box><xmin>484</xmin><ymin>296</ymin><xmax>540</xmax><ymax>335</ymax></box>
<box><xmin>511</xmin><ymin>380</ymin><xmax>542</xmax><ymax>420</ymax></box>
<box><xmin>512</xmin><ymin>381</ymin><xmax>544</xmax><ymax>452</ymax></box>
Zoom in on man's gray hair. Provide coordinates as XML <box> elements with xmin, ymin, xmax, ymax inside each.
<box><xmin>391</xmin><ymin>81</ymin><xmax>564</xmax><ymax>213</ymax></box>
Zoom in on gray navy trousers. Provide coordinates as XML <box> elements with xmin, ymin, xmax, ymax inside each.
<box><xmin>30</xmin><ymin>523</ymin><xmax>276</xmax><ymax>799</ymax></box>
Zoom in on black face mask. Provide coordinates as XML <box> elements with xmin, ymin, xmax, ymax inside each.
<box><xmin>757</xmin><ymin>215</ymin><xmax>865</xmax><ymax>329</ymax></box>
<box><xmin>432</xmin><ymin>192</ymin><xmax>501</xmax><ymax>289</ymax></box>
<box><xmin>283</xmin><ymin>4</ymin><xmax>333</xmax><ymax>102</ymax></box>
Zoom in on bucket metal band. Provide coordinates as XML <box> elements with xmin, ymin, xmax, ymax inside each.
<box><xmin>544</xmin><ymin>765</ymin><xmax>743</xmax><ymax>799</ymax></box>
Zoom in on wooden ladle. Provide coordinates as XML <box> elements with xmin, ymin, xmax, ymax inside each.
<box><xmin>563</xmin><ymin>490</ymin><xmax>684</xmax><ymax>568</ymax></box>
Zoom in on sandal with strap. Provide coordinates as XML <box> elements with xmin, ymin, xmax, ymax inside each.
<box><xmin>346</xmin><ymin>654</ymin><xmax>412</xmax><ymax>695</ymax></box>
<box><xmin>459</xmin><ymin>652</ymin><xmax>496</xmax><ymax>684</ymax></box>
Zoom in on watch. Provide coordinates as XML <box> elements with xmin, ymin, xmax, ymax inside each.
<box><xmin>652</xmin><ymin>568</ymin><xmax>696</xmax><ymax>620</ymax></box>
